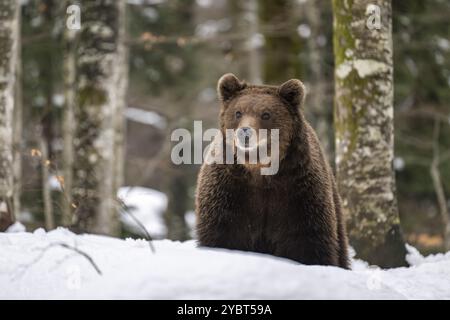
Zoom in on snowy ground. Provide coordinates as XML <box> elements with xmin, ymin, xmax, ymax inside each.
<box><xmin>1</xmin><ymin>226</ymin><xmax>450</xmax><ymax>299</ymax></box>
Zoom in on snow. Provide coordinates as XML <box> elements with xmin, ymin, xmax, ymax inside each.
<box><xmin>118</xmin><ymin>186</ymin><xmax>196</xmax><ymax>239</ymax></box>
<box><xmin>5</xmin><ymin>222</ymin><xmax>26</xmax><ymax>233</ymax></box>
<box><xmin>118</xmin><ymin>186</ymin><xmax>168</xmax><ymax>238</ymax></box>
<box><xmin>1</xmin><ymin>228</ymin><xmax>450</xmax><ymax>299</ymax></box>
<box><xmin>124</xmin><ymin>107</ymin><xmax>167</xmax><ymax>129</ymax></box>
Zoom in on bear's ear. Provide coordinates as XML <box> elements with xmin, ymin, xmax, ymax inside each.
<box><xmin>217</xmin><ymin>73</ymin><xmax>245</xmax><ymax>103</ymax></box>
<box><xmin>278</xmin><ymin>79</ymin><xmax>306</xmax><ymax>108</ymax></box>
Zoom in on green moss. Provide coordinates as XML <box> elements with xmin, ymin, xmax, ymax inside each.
<box><xmin>333</xmin><ymin>0</ymin><xmax>362</xmax><ymax>159</ymax></box>
<box><xmin>332</xmin><ymin>0</ymin><xmax>355</xmax><ymax>66</ymax></box>
<box><xmin>78</xmin><ymin>86</ymin><xmax>107</xmax><ymax>107</ymax></box>
<box><xmin>334</xmin><ymin>70</ymin><xmax>368</xmax><ymax>160</ymax></box>
<box><xmin>333</xmin><ymin>0</ymin><xmax>383</xmax><ymax>160</ymax></box>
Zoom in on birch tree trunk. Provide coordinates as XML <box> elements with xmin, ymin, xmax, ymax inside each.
<box><xmin>70</xmin><ymin>0</ymin><xmax>128</xmax><ymax>236</ymax></box>
<box><xmin>0</xmin><ymin>0</ymin><xmax>19</xmax><ymax>231</ymax></box>
<box><xmin>13</xmin><ymin>3</ymin><xmax>22</xmax><ymax>223</ymax></box>
<box><xmin>113</xmin><ymin>0</ymin><xmax>128</xmax><ymax>194</ymax></box>
<box><xmin>333</xmin><ymin>0</ymin><xmax>407</xmax><ymax>267</ymax></box>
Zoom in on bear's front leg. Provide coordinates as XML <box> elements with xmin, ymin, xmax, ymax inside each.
<box><xmin>195</xmin><ymin>164</ymin><xmax>250</xmax><ymax>250</ymax></box>
<box><xmin>273</xmin><ymin>232</ymin><xmax>340</xmax><ymax>267</ymax></box>
<box><xmin>271</xmin><ymin>193</ymin><xmax>341</xmax><ymax>267</ymax></box>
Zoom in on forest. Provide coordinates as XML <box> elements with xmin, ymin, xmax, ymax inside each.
<box><xmin>0</xmin><ymin>0</ymin><xmax>450</xmax><ymax>300</ymax></box>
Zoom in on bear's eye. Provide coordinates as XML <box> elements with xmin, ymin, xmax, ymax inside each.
<box><xmin>261</xmin><ymin>112</ymin><xmax>271</xmax><ymax>120</ymax></box>
<box><xmin>235</xmin><ymin>111</ymin><xmax>242</xmax><ymax>119</ymax></box>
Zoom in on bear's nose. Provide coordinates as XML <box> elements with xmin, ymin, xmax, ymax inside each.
<box><xmin>240</xmin><ymin>127</ymin><xmax>253</xmax><ymax>138</ymax></box>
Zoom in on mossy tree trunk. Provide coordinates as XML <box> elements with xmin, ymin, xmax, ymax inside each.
<box><xmin>333</xmin><ymin>0</ymin><xmax>407</xmax><ymax>267</ymax></box>
<box><xmin>0</xmin><ymin>0</ymin><xmax>19</xmax><ymax>231</ymax></box>
<box><xmin>69</xmin><ymin>0</ymin><xmax>128</xmax><ymax>236</ymax></box>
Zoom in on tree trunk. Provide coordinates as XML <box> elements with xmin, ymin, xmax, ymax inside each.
<box><xmin>40</xmin><ymin>137</ymin><xmax>54</xmax><ymax>230</ymax></box>
<box><xmin>430</xmin><ymin>119</ymin><xmax>450</xmax><ymax>250</ymax></box>
<box><xmin>70</xmin><ymin>0</ymin><xmax>128</xmax><ymax>236</ymax></box>
<box><xmin>13</xmin><ymin>2</ymin><xmax>22</xmax><ymax>222</ymax></box>
<box><xmin>165</xmin><ymin>169</ymin><xmax>189</xmax><ymax>241</ymax></box>
<box><xmin>62</xmin><ymin>1</ymin><xmax>77</xmax><ymax>226</ymax></box>
<box><xmin>229</xmin><ymin>0</ymin><xmax>262</xmax><ymax>84</ymax></box>
<box><xmin>333</xmin><ymin>0</ymin><xmax>407</xmax><ymax>267</ymax></box>
<box><xmin>245</xmin><ymin>0</ymin><xmax>262</xmax><ymax>84</ymax></box>
<box><xmin>0</xmin><ymin>0</ymin><xmax>19</xmax><ymax>231</ymax></box>
<box><xmin>258</xmin><ymin>0</ymin><xmax>303</xmax><ymax>84</ymax></box>
<box><xmin>40</xmin><ymin>1</ymin><xmax>56</xmax><ymax>228</ymax></box>
<box><xmin>430</xmin><ymin>161</ymin><xmax>450</xmax><ymax>250</ymax></box>
<box><xmin>304</xmin><ymin>1</ymin><xmax>333</xmax><ymax>161</ymax></box>
<box><xmin>113</xmin><ymin>0</ymin><xmax>128</xmax><ymax>194</ymax></box>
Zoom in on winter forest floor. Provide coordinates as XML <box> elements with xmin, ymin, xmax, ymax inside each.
<box><xmin>1</xmin><ymin>226</ymin><xmax>450</xmax><ymax>299</ymax></box>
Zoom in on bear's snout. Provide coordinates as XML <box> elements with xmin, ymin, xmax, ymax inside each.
<box><xmin>240</xmin><ymin>127</ymin><xmax>252</xmax><ymax>137</ymax></box>
<box><xmin>236</xmin><ymin>127</ymin><xmax>257</xmax><ymax>149</ymax></box>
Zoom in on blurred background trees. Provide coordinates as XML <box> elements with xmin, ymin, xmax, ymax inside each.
<box><xmin>2</xmin><ymin>0</ymin><xmax>449</xmax><ymax>261</ymax></box>
<box><xmin>392</xmin><ymin>0</ymin><xmax>450</xmax><ymax>252</ymax></box>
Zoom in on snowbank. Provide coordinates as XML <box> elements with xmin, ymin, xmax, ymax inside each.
<box><xmin>1</xmin><ymin>228</ymin><xmax>450</xmax><ymax>299</ymax></box>
<box><xmin>5</xmin><ymin>222</ymin><xmax>26</xmax><ymax>233</ymax></box>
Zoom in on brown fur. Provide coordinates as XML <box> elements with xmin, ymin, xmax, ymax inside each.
<box><xmin>195</xmin><ymin>74</ymin><xmax>349</xmax><ymax>269</ymax></box>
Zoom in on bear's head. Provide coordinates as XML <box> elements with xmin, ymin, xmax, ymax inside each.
<box><xmin>217</xmin><ymin>73</ymin><xmax>305</xmax><ymax>168</ymax></box>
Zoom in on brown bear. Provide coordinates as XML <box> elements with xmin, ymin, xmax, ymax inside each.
<box><xmin>195</xmin><ymin>73</ymin><xmax>349</xmax><ymax>269</ymax></box>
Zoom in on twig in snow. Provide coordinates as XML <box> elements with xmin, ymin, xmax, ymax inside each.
<box><xmin>13</xmin><ymin>242</ymin><xmax>102</xmax><ymax>279</ymax></box>
<box><xmin>54</xmin><ymin>243</ymin><xmax>102</xmax><ymax>275</ymax></box>
<box><xmin>116</xmin><ymin>197</ymin><xmax>156</xmax><ymax>253</ymax></box>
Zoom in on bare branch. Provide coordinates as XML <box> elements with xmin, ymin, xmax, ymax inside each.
<box><xmin>54</xmin><ymin>243</ymin><xmax>102</xmax><ymax>275</ymax></box>
<box><xmin>117</xmin><ymin>198</ymin><xmax>156</xmax><ymax>253</ymax></box>
<box><xmin>13</xmin><ymin>241</ymin><xmax>102</xmax><ymax>279</ymax></box>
